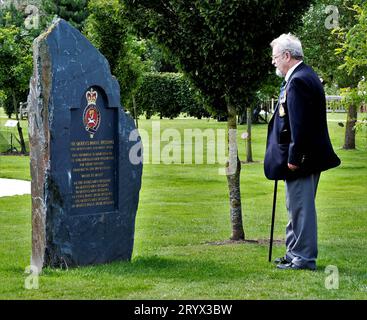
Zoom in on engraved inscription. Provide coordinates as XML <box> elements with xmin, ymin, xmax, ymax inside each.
<box><xmin>70</xmin><ymin>139</ymin><xmax>116</xmax><ymax>213</ymax></box>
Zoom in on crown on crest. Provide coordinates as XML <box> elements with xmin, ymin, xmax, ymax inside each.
<box><xmin>86</xmin><ymin>88</ymin><xmax>98</xmax><ymax>105</ymax></box>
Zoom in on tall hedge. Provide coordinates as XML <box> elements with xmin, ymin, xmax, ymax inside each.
<box><xmin>130</xmin><ymin>72</ymin><xmax>209</xmax><ymax>119</ymax></box>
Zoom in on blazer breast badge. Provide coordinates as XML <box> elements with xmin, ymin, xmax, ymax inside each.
<box><xmin>279</xmin><ymin>90</ymin><xmax>287</xmax><ymax>117</ymax></box>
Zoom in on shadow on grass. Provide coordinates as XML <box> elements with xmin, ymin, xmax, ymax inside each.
<box><xmin>36</xmin><ymin>239</ymin><xmax>292</xmax><ymax>281</ymax></box>
<box><xmin>205</xmin><ymin>239</ymin><xmax>285</xmax><ymax>246</ymax></box>
<box><xmin>41</xmin><ymin>255</ymin><xmax>247</xmax><ymax>282</ymax></box>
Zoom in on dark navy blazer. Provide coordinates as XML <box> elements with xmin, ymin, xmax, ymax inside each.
<box><xmin>264</xmin><ymin>63</ymin><xmax>341</xmax><ymax>180</ymax></box>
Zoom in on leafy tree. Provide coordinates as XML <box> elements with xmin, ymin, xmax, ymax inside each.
<box><xmin>297</xmin><ymin>0</ymin><xmax>365</xmax><ymax>149</ymax></box>
<box><xmin>123</xmin><ymin>0</ymin><xmax>312</xmax><ymax>240</ymax></box>
<box><xmin>141</xmin><ymin>38</ymin><xmax>179</xmax><ymax>73</ymax></box>
<box><xmin>0</xmin><ymin>25</ymin><xmax>33</xmax><ymax>154</ymax></box>
<box><xmin>41</xmin><ymin>0</ymin><xmax>90</xmax><ymax>31</ymax></box>
<box><xmin>337</xmin><ymin>2</ymin><xmax>367</xmax><ymax>145</ymax></box>
<box><xmin>181</xmin><ymin>84</ymin><xmax>211</xmax><ymax>120</ymax></box>
<box><xmin>0</xmin><ymin>3</ymin><xmax>41</xmax><ymax>153</ymax></box>
<box><xmin>84</xmin><ymin>0</ymin><xmax>143</xmax><ymax>112</ymax></box>
<box><xmin>338</xmin><ymin>3</ymin><xmax>367</xmax><ymax>74</ymax></box>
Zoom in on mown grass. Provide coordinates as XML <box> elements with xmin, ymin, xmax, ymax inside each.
<box><xmin>0</xmin><ymin>112</ymin><xmax>366</xmax><ymax>299</ymax></box>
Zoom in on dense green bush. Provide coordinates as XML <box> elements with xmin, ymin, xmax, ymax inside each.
<box><xmin>129</xmin><ymin>72</ymin><xmax>210</xmax><ymax>119</ymax></box>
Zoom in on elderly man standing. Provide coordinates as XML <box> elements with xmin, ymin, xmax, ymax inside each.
<box><xmin>264</xmin><ymin>33</ymin><xmax>341</xmax><ymax>270</ymax></box>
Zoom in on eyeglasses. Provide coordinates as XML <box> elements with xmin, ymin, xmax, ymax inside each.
<box><xmin>271</xmin><ymin>52</ymin><xmax>285</xmax><ymax>61</ymax></box>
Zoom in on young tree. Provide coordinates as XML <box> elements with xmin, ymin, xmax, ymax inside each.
<box><xmin>123</xmin><ymin>0</ymin><xmax>312</xmax><ymax>240</ymax></box>
<box><xmin>337</xmin><ymin>2</ymin><xmax>367</xmax><ymax>146</ymax></box>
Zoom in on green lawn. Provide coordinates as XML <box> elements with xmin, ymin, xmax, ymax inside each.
<box><xmin>0</xmin><ymin>113</ymin><xmax>366</xmax><ymax>299</ymax></box>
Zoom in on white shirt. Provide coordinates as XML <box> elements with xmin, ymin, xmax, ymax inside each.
<box><xmin>285</xmin><ymin>61</ymin><xmax>303</xmax><ymax>82</ymax></box>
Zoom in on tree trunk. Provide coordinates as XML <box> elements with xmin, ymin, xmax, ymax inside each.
<box><xmin>12</xmin><ymin>90</ymin><xmax>27</xmax><ymax>155</ymax></box>
<box><xmin>226</xmin><ymin>101</ymin><xmax>245</xmax><ymax>240</ymax></box>
<box><xmin>343</xmin><ymin>104</ymin><xmax>357</xmax><ymax>149</ymax></box>
<box><xmin>246</xmin><ymin>107</ymin><xmax>253</xmax><ymax>163</ymax></box>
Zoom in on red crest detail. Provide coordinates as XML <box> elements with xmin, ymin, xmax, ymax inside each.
<box><xmin>83</xmin><ymin>88</ymin><xmax>101</xmax><ymax>138</ymax></box>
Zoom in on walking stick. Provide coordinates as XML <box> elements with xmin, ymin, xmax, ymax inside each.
<box><xmin>268</xmin><ymin>180</ymin><xmax>278</xmax><ymax>262</ymax></box>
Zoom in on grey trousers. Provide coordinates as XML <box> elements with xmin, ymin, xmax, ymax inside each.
<box><xmin>284</xmin><ymin>173</ymin><xmax>320</xmax><ymax>269</ymax></box>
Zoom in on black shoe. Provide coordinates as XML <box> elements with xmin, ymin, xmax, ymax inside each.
<box><xmin>273</xmin><ymin>256</ymin><xmax>291</xmax><ymax>265</ymax></box>
<box><xmin>276</xmin><ymin>262</ymin><xmax>316</xmax><ymax>271</ymax></box>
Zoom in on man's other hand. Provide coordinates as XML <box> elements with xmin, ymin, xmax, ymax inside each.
<box><xmin>288</xmin><ymin>163</ymin><xmax>299</xmax><ymax>171</ymax></box>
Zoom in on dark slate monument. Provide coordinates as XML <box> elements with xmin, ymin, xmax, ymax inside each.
<box><xmin>28</xmin><ymin>18</ymin><xmax>142</xmax><ymax>270</ymax></box>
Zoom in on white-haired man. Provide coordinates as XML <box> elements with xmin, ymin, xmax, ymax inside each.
<box><xmin>264</xmin><ymin>33</ymin><xmax>340</xmax><ymax>270</ymax></box>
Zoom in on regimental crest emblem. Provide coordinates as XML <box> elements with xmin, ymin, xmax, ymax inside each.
<box><xmin>83</xmin><ymin>88</ymin><xmax>101</xmax><ymax>138</ymax></box>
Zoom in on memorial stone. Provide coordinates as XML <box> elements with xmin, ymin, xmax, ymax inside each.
<box><xmin>28</xmin><ymin>19</ymin><xmax>142</xmax><ymax>269</ymax></box>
